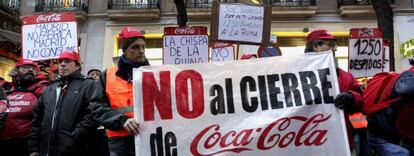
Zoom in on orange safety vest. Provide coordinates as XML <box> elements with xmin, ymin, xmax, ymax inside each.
<box><xmin>349</xmin><ymin>112</ymin><xmax>368</xmax><ymax>129</ymax></box>
<box><xmin>106</xmin><ymin>66</ymin><xmax>134</xmax><ymax>138</ymax></box>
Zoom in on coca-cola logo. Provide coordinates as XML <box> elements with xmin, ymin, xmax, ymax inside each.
<box><xmin>358</xmin><ymin>28</ymin><xmax>374</xmax><ymax>37</ymax></box>
<box><xmin>36</xmin><ymin>14</ymin><xmax>62</xmax><ymax>23</ymax></box>
<box><xmin>175</xmin><ymin>28</ymin><xmax>196</xmax><ymax>35</ymax></box>
<box><xmin>8</xmin><ymin>94</ymin><xmax>24</xmax><ymax>100</ymax></box>
<box><xmin>190</xmin><ymin>114</ymin><xmax>331</xmax><ymax>155</ymax></box>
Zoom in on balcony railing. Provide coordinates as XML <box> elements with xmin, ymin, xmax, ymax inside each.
<box><xmin>185</xmin><ymin>0</ymin><xmax>237</xmax><ymax>8</ymax></box>
<box><xmin>35</xmin><ymin>0</ymin><xmax>88</xmax><ymax>12</ymax></box>
<box><xmin>338</xmin><ymin>0</ymin><xmax>394</xmax><ymax>6</ymax></box>
<box><xmin>108</xmin><ymin>0</ymin><xmax>159</xmax><ymax>9</ymax></box>
<box><xmin>270</xmin><ymin>0</ymin><xmax>315</xmax><ymax>7</ymax></box>
<box><xmin>1</xmin><ymin>0</ymin><xmax>20</xmax><ymax>14</ymax></box>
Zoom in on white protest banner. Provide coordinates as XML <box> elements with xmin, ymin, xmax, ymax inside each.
<box><xmin>22</xmin><ymin>12</ymin><xmax>78</xmax><ymax>61</ymax></box>
<box><xmin>163</xmin><ymin>27</ymin><xmax>209</xmax><ymax>65</ymax></box>
<box><xmin>218</xmin><ymin>3</ymin><xmax>264</xmax><ymax>43</ymax></box>
<box><xmin>133</xmin><ymin>52</ymin><xmax>351</xmax><ymax>156</ymax></box>
<box><xmin>348</xmin><ymin>28</ymin><xmax>383</xmax><ymax>78</ymax></box>
<box><xmin>210</xmin><ymin>42</ymin><xmax>235</xmax><ymax>62</ymax></box>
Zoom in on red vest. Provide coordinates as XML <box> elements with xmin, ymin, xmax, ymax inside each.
<box><xmin>349</xmin><ymin>112</ymin><xmax>368</xmax><ymax>129</ymax></box>
<box><xmin>105</xmin><ymin>66</ymin><xmax>134</xmax><ymax>138</ymax></box>
<box><xmin>1</xmin><ymin>91</ymin><xmax>38</xmax><ymax>139</ymax></box>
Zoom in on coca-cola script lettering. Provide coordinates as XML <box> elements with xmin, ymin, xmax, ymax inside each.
<box><xmin>175</xmin><ymin>28</ymin><xmax>196</xmax><ymax>35</ymax></box>
<box><xmin>36</xmin><ymin>14</ymin><xmax>61</xmax><ymax>23</ymax></box>
<box><xmin>190</xmin><ymin>114</ymin><xmax>331</xmax><ymax>156</ymax></box>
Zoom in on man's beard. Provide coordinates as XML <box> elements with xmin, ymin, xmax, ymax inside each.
<box><xmin>19</xmin><ymin>73</ymin><xmax>36</xmax><ymax>86</ymax></box>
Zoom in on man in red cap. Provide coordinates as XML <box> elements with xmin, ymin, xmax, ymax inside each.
<box><xmin>90</xmin><ymin>26</ymin><xmax>149</xmax><ymax>156</ymax></box>
<box><xmin>305</xmin><ymin>29</ymin><xmax>365</xmax><ymax>154</ymax></box>
<box><xmin>0</xmin><ymin>59</ymin><xmax>48</xmax><ymax>156</ymax></box>
<box><xmin>29</xmin><ymin>51</ymin><xmax>99</xmax><ymax>156</ymax></box>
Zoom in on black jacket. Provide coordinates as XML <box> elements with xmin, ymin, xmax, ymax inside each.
<box><xmin>90</xmin><ymin>57</ymin><xmax>149</xmax><ymax>153</ymax></box>
<box><xmin>29</xmin><ymin>70</ymin><xmax>99</xmax><ymax>156</ymax></box>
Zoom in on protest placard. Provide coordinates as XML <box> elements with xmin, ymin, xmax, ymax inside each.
<box><xmin>210</xmin><ymin>2</ymin><xmax>271</xmax><ymax>44</ymax></box>
<box><xmin>210</xmin><ymin>42</ymin><xmax>235</xmax><ymax>62</ymax></box>
<box><xmin>163</xmin><ymin>27</ymin><xmax>209</xmax><ymax>65</ymax></box>
<box><xmin>22</xmin><ymin>12</ymin><xmax>78</xmax><ymax>61</ymax></box>
<box><xmin>348</xmin><ymin>28</ymin><xmax>383</xmax><ymax>78</ymax></box>
<box><xmin>133</xmin><ymin>52</ymin><xmax>350</xmax><ymax>156</ymax></box>
<box><xmin>394</xmin><ymin>16</ymin><xmax>414</xmax><ymax>69</ymax></box>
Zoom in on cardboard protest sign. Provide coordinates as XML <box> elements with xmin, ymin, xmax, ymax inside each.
<box><xmin>22</xmin><ymin>12</ymin><xmax>78</xmax><ymax>61</ymax></box>
<box><xmin>133</xmin><ymin>52</ymin><xmax>350</xmax><ymax>156</ymax></box>
<box><xmin>348</xmin><ymin>28</ymin><xmax>383</xmax><ymax>78</ymax></box>
<box><xmin>210</xmin><ymin>1</ymin><xmax>271</xmax><ymax>44</ymax></box>
<box><xmin>395</xmin><ymin>16</ymin><xmax>414</xmax><ymax>58</ymax></box>
<box><xmin>210</xmin><ymin>42</ymin><xmax>235</xmax><ymax>62</ymax></box>
<box><xmin>394</xmin><ymin>16</ymin><xmax>414</xmax><ymax>69</ymax></box>
<box><xmin>163</xmin><ymin>27</ymin><xmax>209</xmax><ymax>65</ymax></box>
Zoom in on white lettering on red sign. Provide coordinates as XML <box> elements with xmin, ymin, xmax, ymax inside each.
<box><xmin>175</xmin><ymin>28</ymin><xmax>196</xmax><ymax>35</ymax></box>
<box><xmin>36</xmin><ymin>14</ymin><xmax>62</xmax><ymax>23</ymax></box>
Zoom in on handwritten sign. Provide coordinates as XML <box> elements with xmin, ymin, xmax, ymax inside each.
<box><xmin>22</xmin><ymin>13</ymin><xmax>78</xmax><ymax>61</ymax></box>
<box><xmin>210</xmin><ymin>2</ymin><xmax>271</xmax><ymax>45</ymax></box>
<box><xmin>163</xmin><ymin>27</ymin><xmax>209</xmax><ymax>65</ymax></box>
<box><xmin>133</xmin><ymin>52</ymin><xmax>350</xmax><ymax>156</ymax></box>
<box><xmin>210</xmin><ymin>42</ymin><xmax>235</xmax><ymax>62</ymax></box>
<box><xmin>348</xmin><ymin>28</ymin><xmax>383</xmax><ymax>78</ymax></box>
<box><xmin>218</xmin><ymin>4</ymin><xmax>264</xmax><ymax>43</ymax></box>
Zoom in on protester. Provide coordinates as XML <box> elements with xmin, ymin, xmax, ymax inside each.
<box><xmin>90</xmin><ymin>26</ymin><xmax>149</xmax><ymax>156</ymax></box>
<box><xmin>49</xmin><ymin>67</ymin><xmax>59</xmax><ymax>81</ymax></box>
<box><xmin>366</xmin><ymin>58</ymin><xmax>414</xmax><ymax>156</ymax></box>
<box><xmin>0</xmin><ymin>86</ymin><xmax>7</xmax><ymax>136</ymax></box>
<box><xmin>87</xmin><ymin>69</ymin><xmax>102</xmax><ymax>82</ymax></box>
<box><xmin>0</xmin><ymin>60</ymin><xmax>48</xmax><ymax>156</ymax></box>
<box><xmin>305</xmin><ymin>29</ymin><xmax>365</xmax><ymax>153</ymax></box>
<box><xmin>35</xmin><ymin>74</ymin><xmax>51</xmax><ymax>86</ymax></box>
<box><xmin>29</xmin><ymin>51</ymin><xmax>99</xmax><ymax>156</ymax></box>
<box><xmin>240</xmin><ymin>54</ymin><xmax>258</xmax><ymax>60</ymax></box>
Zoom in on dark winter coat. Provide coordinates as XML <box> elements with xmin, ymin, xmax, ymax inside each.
<box><xmin>28</xmin><ymin>70</ymin><xmax>99</xmax><ymax>156</ymax></box>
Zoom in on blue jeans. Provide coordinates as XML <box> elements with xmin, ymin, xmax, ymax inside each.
<box><xmin>369</xmin><ymin>132</ymin><xmax>411</xmax><ymax>156</ymax></box>
<box><xmin>354</xmin><ymin>129</ymin><xmax>370</xmax><ymax>156</ymax></box>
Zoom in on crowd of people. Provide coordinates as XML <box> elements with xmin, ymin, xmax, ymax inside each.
<box><xmin>0</xmin><ymin>27</ymin><xmax>413</xmax><ymax>156</ymax></box>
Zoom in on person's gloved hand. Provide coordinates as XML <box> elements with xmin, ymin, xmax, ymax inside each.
<box><xmin>334</xmin><ymin>91</ymin><xmax>354</xmax><ymax>109</ymax></box>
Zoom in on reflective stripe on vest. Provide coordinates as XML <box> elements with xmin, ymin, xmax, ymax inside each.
<box><xmin>106</xmin><ymin>66</ymin><xmax>134</xmax><ymax>138</ymax></box>
<box><xmin>349</xmin><ymin>112</ymin><xmax>368</xmax><ymax>129</ymax></box>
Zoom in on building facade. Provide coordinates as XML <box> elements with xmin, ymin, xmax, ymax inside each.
<box><xmin>2</xmin><ymin>0</ymin><xmax>414</xmax><ymax>78</ymax></box>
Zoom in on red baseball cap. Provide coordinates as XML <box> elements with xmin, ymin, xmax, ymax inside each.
<box><xmin>307</xmin><ymin>29</ymin><xmax>337</xmax><ymax>42</ymax></box>
<box><xmin>119</xmin><ymin>26</ymin><xmax>144</xmax><ymax>40</ymax></box>
<box><xmin>16</xmin><ymin>59</ymin><xmax>39</xmax><ymax>69</ymax></box>
<box><xmin>59</xmin><ymin>51</ymin><xmax>80</xmax><ymax>62</ymax></box>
